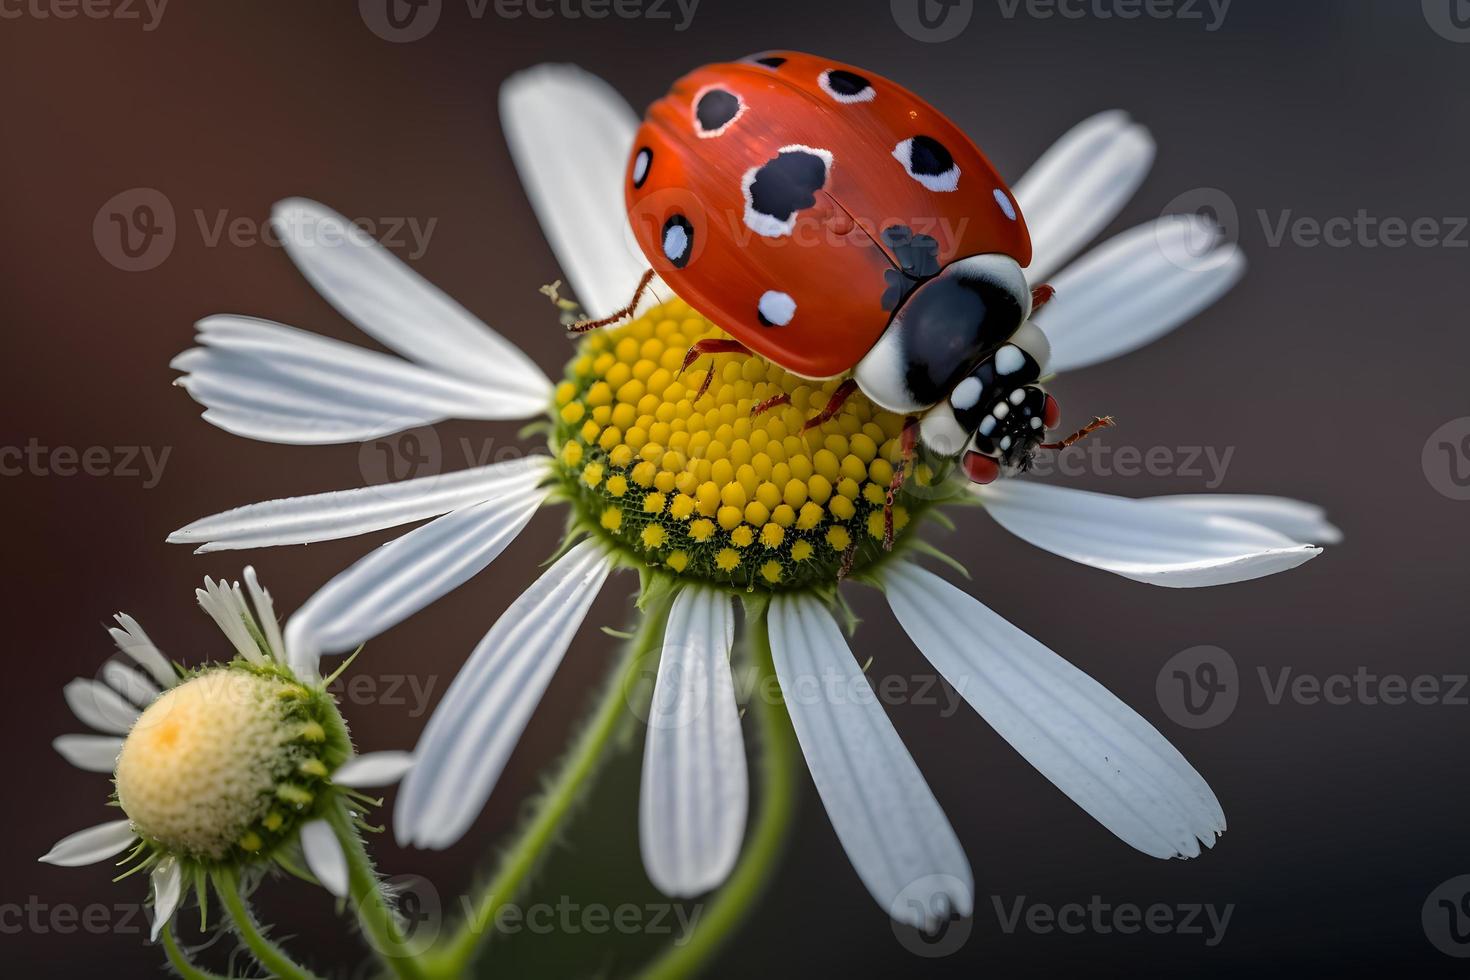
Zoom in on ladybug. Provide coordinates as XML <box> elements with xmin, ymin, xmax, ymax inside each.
<box><xmin>604</xmin><ymin>50</ymin><xmax>1103</xmax><ymax>488</ymax></box>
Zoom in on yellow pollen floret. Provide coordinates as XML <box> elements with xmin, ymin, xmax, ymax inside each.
<box><xmin>552</xmin><ymin>299</ymin><xmax>938</xmax><ymax>589</ymax></box>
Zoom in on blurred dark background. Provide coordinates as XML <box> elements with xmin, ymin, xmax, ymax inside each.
<box><xmin>4</xmin><ymin>0</ymin><xmax>1469</xmax><ymax>976</ymax></box>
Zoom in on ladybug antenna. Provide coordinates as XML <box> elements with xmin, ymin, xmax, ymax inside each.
<box><xmin>1038</xmin><ymin>415</ymin><xmax>1116</xmax><ymax>452</ymax></box>
<box><xmin>567</xmin><ymin>269</ymin><xmax>657</xmax><ymax>334</ymax></box>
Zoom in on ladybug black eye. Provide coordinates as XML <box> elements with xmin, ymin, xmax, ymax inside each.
<box><xmin>631</xmin><ymin>147</ymin><xmax>652</xmax><ymax>189</ymax></box>
<box><xmin>893</xmin><ymin>136</ymin><xmax>960</xmax><ymax>193</ymax></box>
<box><xmin>819</xmin><ymin>68</ymin><xmax>874</xmax><ymax>104</ymax></box>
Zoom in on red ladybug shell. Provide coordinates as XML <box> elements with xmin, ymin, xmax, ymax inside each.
<box><xmin>625</xmin><ymin>50</ymin><xmax>1031</xmax><ymax>380</ymax></box>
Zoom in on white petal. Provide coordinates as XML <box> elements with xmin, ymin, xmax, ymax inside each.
<box><xmin>149</xmin><ymin>857</ymin><xmax>183</xmax><ymax>942</ymax></box>
<box><xmin>196</xmin><ymin>577</ymin><xmax>265</xmax><ymax>663</ymax></box>
<box><xmin>300</xmin><ymin>818</ymin><xmax>349</xmax><ymax>897</ymax></box>
<box><xmin>173</xmin><ymin>315</ymin><xmax>543</xmax><ymax>446</ymax></box>
<box><xmin>1013</xmin><ymin>111</ymin><xmax>1155</xmax><ymax>282</ymax></box>
<box><xmin>282</xmin><ymin>483</ymin><xmax>550</xmax><ymax>678</ymax></box>
<box><xmin>243</xmin><ymin>566</ymin><xmax>286</xmax><ymax>662</ymax></box>
<box><xmin>640</xmin><ymin>588</ymin><xmax>746</xmax><ymax>898</ymax></box>
<box><xmin>396</xmin><ymin>540</ymin><xmax>613</xmax><ymax>849</ymax></box>
<box><xmin>334</xmin><ymin>751</ymin><xmax>415</xmax><ymax>788</ymax></box>
<box><xmin>767</xmin><ymin>594</ymin><xmax>972</xmax><ymax>929</ymax></box>
<box><xmin>979</xmin><ymin>481</ymin><xmax>1320</xmax><ymax>587</ymax></box>
<box><xmin>502</xmin><ymin>64</ymin><xmax>663</xmax><ymax>319</ymax></box>
<box><xmin>108</xmin><ymin>614</ymin><xmax>175</xmax><ymax>688</ymax></box>
<box><xmin>53</xmin><ymin>734</ymin><xmax>124</xmax><ymax>772</ymax></box>
<box><xmin>63</xmin><ymin>679</ymin><xmax>140</xmax><ymax>735</ymax></box>
<box><xmin>883</xmin><ymin>561</ymin><xmax>1225</xmax><ymax>859</ymax></box>
<box><xmin>101</xmin><ymin>661</ymin><xmax>160</xmax><ymax>708</ymax></box>
<box><xmin>1143</xmin><ymin>495</ymin><xmax>1342</xmax><ymax>546</ymax></box>
<box><xmin>40</xmin><ymin>820</ymin><xmax>136</xmax><ymax>867</ymax></box>
<box><xmin>169</xmin><ymin>455</ymin><xmax>550</xmax><ymax>554</ymax></box>
<box><xmin>1038</xmin><ymin>215</ymin><xmax>1245</xmax><ymax>374</ymax></box>
<box><xmin>272</xmin><ymin>199</ymin><xmax>550</xmax><ymax>398</ymax></box>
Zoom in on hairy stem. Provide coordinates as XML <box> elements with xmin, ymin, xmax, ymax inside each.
<box><xmin>160</xmin><ymin>921</ymin><xmax>231</xmax><ymax>980</ymax></box>
<box><xmin>327</xmin><ymin>799</ymin><xmax>429</xmax><ymax>980</ymax></box>
<box><xmin>213</xmin><ymin>867</ymin><xmax>322</xmax><ymax>980</ymax></box>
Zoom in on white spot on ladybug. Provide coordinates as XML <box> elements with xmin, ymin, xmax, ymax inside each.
<box><xmin>632</xmin><ymin>147</ymin><xmax>652</xmax><ymax>188</ymax></box>
<box><xmin>819</xmin><ymin>68</ymin><xmax>875</xmax><ymax>104</ymax></box>
<box><xmin>741</xmin><ymin>145</ymin><xmax>833</xmax><ymax>238</ymax></box>
<box><xmin>994</xmin><ymin>188</ymin><xmax>1017</xmax><ymax>221</ymax></box>
<box><xmin>951</xmin><ymin>376</ymin><xmax>983</xmax><ymax>411</ymax></box>
<box><xmin>757</xmin><ymin>290</ymin><xmax>796</xmax><ymax>326</ymax></box>
<box><xmin>1009</xmin><ymin>388</ymin><xmax>1026</xmax><ymax>406</ymax></box>
<box><xmin>999</xmin><ymin>435</ymin><xmax>1013</xmax><ymax>451</ymax></box>
<box><xmin>994</xmin><ymin>344</ymin><xmax>1024</xmax><ymax>376</ymax></box>
<box><xmin>662</xmin><ymin>214</ymin><xmax>694</xmax><ymax>268</ymax></box>
<box><xmin>994</xmin><ymin>402</ymin><xmax>1010</xmax><ymax>420</ymax></box>
<box><xmin>978</xmin><ymin>415</ymin><xmax>997</xmax><ymax>436</ymax></box>
<box><xmin>892</xmin><ymin>136</ymin><xmax>960</xmax><ymax>193</ymax></box>
<box><xmin>1030</xmin><ymin>416</ymin><xmax>1043</xmax><ymax>429</ymax></box>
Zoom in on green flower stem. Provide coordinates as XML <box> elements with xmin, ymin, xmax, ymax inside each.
<box><xmin>160</xmin><ymin>922</ymin><xmax>231</xmax><ymax>980</ymax></box>
<box><xmin>214</xmin><ymin>867</ymin><xmax>323</xmax><ymax>980</ymax></box>
<box><xmin>420</xmin><ymin>590</ymin><xmax>674</xmax><ymax>979</ymax></box>
<box><xmin>634</xmin><ymin>606</ymin><xmax>799</xmax><ymax>980</ymax></box>
<box><xmin>327</xmin><ymin>799</ymin><xmax>429</xmax><ymax>980</ymax></box>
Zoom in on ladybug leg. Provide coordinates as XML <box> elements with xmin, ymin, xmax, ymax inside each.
<box><xmin>801</xmin><ymin>378</ymin><xmax>859</xmax><ymax>432</ymax></box>
<box><xmin>1039</xmin><ymin>415</ymin><xmax>1116</xmax><ymax>451</ymax></box>
<box><xmin>752</xmin><ymin>392</ymin><xmax>792</xmax><ymax>417</ymax></box>
<box><xmin>1030</xmin><ymin>283</ymin><xmax>1056</xmax><ymax>315</ymax></box>
<box><xmin>883</xmin><ymin>415</ymin><xmax>921</xmax><ymax>552</ymax></box>
<box><xmin>567</xmin><ymin>269</ymin><xmax>657</xmax><ymax>334</ymax></box>
<box><xmin>681</xmin><ymin>338</ymin><xmax>752</xmax><ymax>401</ymax></box>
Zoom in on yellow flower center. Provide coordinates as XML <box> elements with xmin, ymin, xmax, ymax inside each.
<box><xmin>114</xmin><ymin>667</ymin><xmax>347</xmax><ymax>861</ymax></box>
<box><xmin>552</xmin><ymin>300</ymin><xmax>939</xmax><ymax>589</ymax></box>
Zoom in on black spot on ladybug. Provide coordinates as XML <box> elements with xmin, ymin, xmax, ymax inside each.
<box><xmin>631</xmin><ymin>147</ymin><xmax>652</xmax><ymax>189</ymax></box>
<box><xmin>908</xmin><ymin>136</ymin><xmax>953</xmax><ymax>176</ymax></box>
<box><xmin>820</xmin><ymin>68</ymin><xmax>875</xmax><ymax>104</ymax></box>
<box><xmin>695</xmin><ymin>89</ymin><xmax>742</xmax><ymax>135</ymax></box>
<box><xmin>893</xmin><ymin>136</ymin><xmax>961</xmax><ymax>192</ymax></box>
<box><xmin>752</xmin><ymin>55</ymin><xmax>786</xmax><ymax>68</ymax></box>
<box><xmin>662</xmin><ymin>214</ymin><xmax>694</xmax><ymax>268</ymax></box>
<box><xmin>879</xmin><ymin>226</ymin><xmax>942</xmax><ymax>310</ymax></box>
<box><xmin>742</xmin><ymin>147</ymin><xmax>832</xmax><ymax>238</ymax></box>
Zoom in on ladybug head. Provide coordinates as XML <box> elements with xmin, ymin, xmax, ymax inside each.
<box><xmin>917</xmin><ymin>325</ymin><xmax>1059</xmax><ymax>484</ymax></box>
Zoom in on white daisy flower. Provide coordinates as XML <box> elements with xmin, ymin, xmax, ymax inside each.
<box><xmin>42</xmin><ymin>568</ymin><xmax>413</xmax><ymax>950</ymax></box>
<box><xmin>165</xmin><ymin>64</ymin><xmax>1339</xmax><ymax>929</ymax></box>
